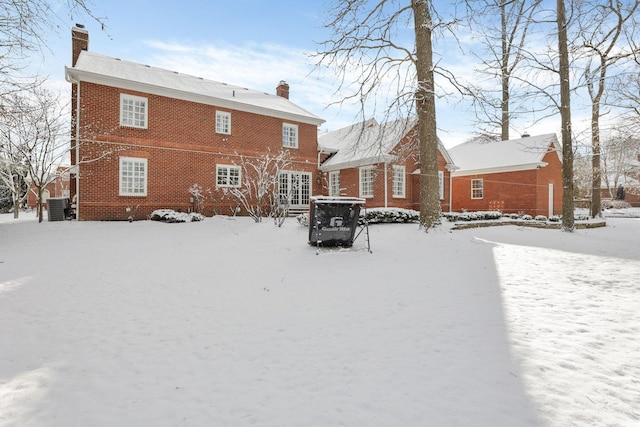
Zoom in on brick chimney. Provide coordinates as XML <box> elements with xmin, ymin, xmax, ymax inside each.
<box><xmin>72</xmin><ymin>24</ymin><xmax>89</xmax><ymax>67</ymax></box>
<box><xmin>276</xmin><ymin>80</ymin><xmax>290</xmax><ymax>99</ymax></box>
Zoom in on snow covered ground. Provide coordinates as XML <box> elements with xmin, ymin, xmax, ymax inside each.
<box><xmin>1</xmin><ymin>211</ymin><xmax>639</xmax><ymax>426</ymax></box>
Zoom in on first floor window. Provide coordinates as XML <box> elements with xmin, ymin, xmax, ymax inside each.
<box><xmin>120</xmin><ymin>157</ymin><xmax>148</xmax><ymax>196</ymax></box>
<box><xmin>438</xmin><ymin>171</ymin><xmax>445</xmax><ymax>200</ymax></box>
<box><xmin>359</xmin><ymin>166</ymin><xmax>374</xmax><ymax>198</ymax></box>
<box><xmin>120</xmin><ymin>94</ymin><xmax>147</xmax><ymax>128</ymax></box>
<box><xmin>217</xmin><ymin>165</ymin><xmax>241</xmax><ymax>187</ymax></box>
<box><xmin>392</xmin><ymin>165</ymin><xmax>405</xmax><ymax>198</ymax></box>
<box><xmin>282</xmin><ymin>123</ymin><xmax>298</xmax><ymax>148</ymax></box>
<box><xmin>329</xmin><ymin>171</ymin><xmax>340</xmax><ymax>197</ymax></box>
<box><xmin>216</xmin><ymin>111</ymin><xmax>231</xmax><ymax>134</ymax></box>
<box><xmin>471</xmin><ymin>178</ymin><xmax>483</xmax><ymax>199</ymax></box>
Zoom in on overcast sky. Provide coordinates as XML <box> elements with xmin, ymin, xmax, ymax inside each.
<box><xmin>34</xmin><ymin>0</ymin><xmax>589</xmax><ymax>148</ymax></box>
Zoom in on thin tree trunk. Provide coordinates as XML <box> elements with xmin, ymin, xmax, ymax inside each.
<box><xmin>412</xmin><ymin>0</ymin><xmax>441</xmax><ymax>230</ymax></box>
<box><xmin>590</xmin><ymin>104</ymin><xmax>602</xmax><ymax>218</ymax></box>
<box><xmin>501</xmin><ymin>1</ymin><xmax>510</xmax><ymax>141</ymax></box>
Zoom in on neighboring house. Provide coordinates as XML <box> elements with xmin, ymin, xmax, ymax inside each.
<box><xmin>449</xmin><ymin>133</ymin><xmax>563</xmax><ymax>217</ymax></box>
<box><xmin>317</xmin><ymin>119</ymin><xmax>457</xmax><ymax>212</ymax></box>
<box><xmin>65</xmin><ymin>26</ymin><xmax>324</xmax><ymax>220</ymax></box>
<box><xmin>26</xmin><ymin>167</ymin><xmax>70</xmax><ymax>209</ymax></box>
<box><xmin>601</xmin><ymin>153</ymin><xmax>640</xmax><ymax>207</ymax></box>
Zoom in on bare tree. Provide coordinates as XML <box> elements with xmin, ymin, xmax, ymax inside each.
<box><xmin>5</xmin><ymin>88</ymin><xmax>69</xmax><ymax>222</ymax></box>
<box><xmin>0</xmin><ymin>121</ymin><xmax>29</xmax><ymax>217</ymax></box>
<box><xmin>317</xmin><ymin>0</ymin><xmax>450</xmax><ymax>230</ymax></box>
<box><xmin>465</xmin><ymin>0</ymin><xmax>542</xmax><ymax>140</ymax></box>
<box><xmin>572</xmin><ymin>0</ymin><xmax>640</xmax><ymax>218</ymax></box>
<box><xmin>220</xmin><ymin>150</ymin><xmax>292</xmax><ymax>223</ymax></box>
<box><xmin>0</xmin><ymin>0</ymin><xmax>105</xmax><ymax>94</ymax></box>
<box><xmin>600</xmin><ymin>129</ymin><xmax>640</xmax><ymax>200</ymax></box>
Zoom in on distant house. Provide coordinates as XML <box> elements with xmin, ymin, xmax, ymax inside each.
<box><xmin>601</xmin><ymin>153</ymin><xmax>640</xmax><ymax>207</ymax></box>
<box><xmin>317</xmin><ymin>119</ymin><xmax>457</xmax><ymax>212</ymax></box>
<box><xmin>448</xmin><ymin>133</ymin><xmax>563</xmax><ymax>217</ymax></box>
<box><xmin>65</xmin><ymin>26</ymin><xmax>324</xmax><ymax>221</ymax></box>
<box><xmin>26</xmin><ymin>167</ymin><xmax>70</xmax><ymax>209</ymax></box>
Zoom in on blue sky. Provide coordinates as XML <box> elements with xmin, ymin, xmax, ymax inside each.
<box><xmin>35</xmin><ymin>0</ymin><xmax>584</xmax><ymax>147</ymax></box>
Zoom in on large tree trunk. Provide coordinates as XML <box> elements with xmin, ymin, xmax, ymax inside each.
<box><xmin>412</xmin><ymin>0</ymin><xmax>441</xmax><ymax>230</ymax></box>
<box><xmin>557</xmin><ymin>0</ymin><xmax>575</xmax><ymax>231</ymax></box>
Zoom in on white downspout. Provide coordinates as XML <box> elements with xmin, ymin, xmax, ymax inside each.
<box><xmin>383</xmin><ymin>162</ymin><xmax>389</xmax><ymax>208</ymax></box>
<box><xmin>448</xmin><ymin>170</ymin><xmax>453</xmax><ymax>212</ymax></box>
<box><xmin>66</xmin><ymin>69</ymin><xmax>81</xmax><ymax>220</ymax></box>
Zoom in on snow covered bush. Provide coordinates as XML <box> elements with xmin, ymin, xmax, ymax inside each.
<box><xmin>443</xmin><ymin>211</ymin><xmax>502</xmax><ymax>222</ymax></box>
<box><xmin>521</xmin><ymin>214</ymin><xmax>533</xmax><ymax>221</ymax></box>
<box><xmin>149</xmin><ymin>209</ymin><xmax>205</xmax><ymax>223</ymax></box>
<box><xmin>549</xmin><ymin>215</ymin><xmax>561</xmax><ymax>222</ymax></box>
<box><xmin>218</xmin><ymin>150</ymin><xmax>291</xmax><ymax>223</ymax></box>
<box><xmin>535</xmin><ymin>215</ymin><xmax>547</xmax><ymax>222</ymax></box>
<box><xmin>297</xmin><ymin>207</ymin><xmax>420</xmax><ymax>227</ymax></box>
<box><xmin>602</xmin><ymin>199</ymin><xmax>631</xmax><ymax>209</ymax></box>
<box><xmin>364</xmin><ymin>208</ymin><xmax>420</xmax><ymax>224</ymax></box>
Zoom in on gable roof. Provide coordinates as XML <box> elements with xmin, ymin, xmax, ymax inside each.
<box><xmin>318</xmin><ymin>118</ymin><xmax>455</xmax><ymax>171</ymax></box>
<box><xmin>449</xmin><ymin>133</ymin><xmax>562</xmax><ymax>176</ymax></box>
<box><xmin>65</xmin><ymin>51</ymin><xmax>325</xmax><ymax>126</ymax></box>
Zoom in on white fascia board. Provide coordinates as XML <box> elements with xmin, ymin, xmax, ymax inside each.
<box><xmin>318</xmin><ymin>154</ymin><xmax>396</xmax><ymax>172</ymax></box>
<box><xmin>451</xmin><ymin>162</ymin><xmax>547</xmax><ymax>177</ymax></box>
<box><xmin>65</xmin><ymin>67</ymin><xmax>326</xmax><ymax>127</ymax></box>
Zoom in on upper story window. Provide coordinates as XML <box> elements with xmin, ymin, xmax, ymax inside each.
<box><xmin>283</xmin><ymin>123</ymin><xmax>298</xmax><ymax>148</ymax></box>
<box><xmin>216</xmin><ymin>111</ymin><xmax>231</xmax><ymax>134</ymax></box>
<box><xmin>119</xmin><ymin>157</ymin><xmax>148</xmax><ymax>196</ymax></box>
<box><xmin>392</xmin><ymin>165</ymin><xmax>405</xmax><ymax>198</ymax></box>
<box><xmin>359</xmin><ymin>166</ymin><xmax>374</xmax><ymax>198</ymax></box>
<box><xmin>471</xmin><ymin>178</ymin><xmax>484</xmax><ymax>199</ymax></box>
<box><xmin>216</xmin><ymin>165</ymin><xmax>241</xmax><ymax>187</ymax></box>
<box><xmin>120</xmin><ymin>94</ymin><xmax>147</xmax><ymax>129</ymax></box>
<box><xmin>329</xmin><ymin>171</ymin><xmax>340</xmax><ymax>197</ymax></box>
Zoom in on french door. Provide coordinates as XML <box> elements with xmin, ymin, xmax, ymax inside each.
<box><xmin>279</xmin><ymin>171</ymin><xmax>311</xmax><ymax>208</ymax></box>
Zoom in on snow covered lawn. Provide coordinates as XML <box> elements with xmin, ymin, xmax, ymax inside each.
<box><xmin>1</xmin><ymin>214</ymin><xmax>639</xmax><ymax>426</ymax></box>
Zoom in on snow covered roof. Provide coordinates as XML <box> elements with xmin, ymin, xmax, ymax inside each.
<box><xmin>65</xmin><ymin>51</ymin><xmax>325</xmax><ymax>126</ymax></box>
<box><xmin>449</xmin><ymin>133</ymin><xmax>562</xmax><ymax>176</ymax></box>
<box><xmin>318</xmin><ymin>118</ymin><xmax>455</xmax><ymax>171</ymax></box>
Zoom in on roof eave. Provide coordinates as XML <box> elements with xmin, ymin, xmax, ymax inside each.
<box><xmin>451</xmin><ymin>162</ymin><xmax>547</xmax><ymax>177</ymax></box>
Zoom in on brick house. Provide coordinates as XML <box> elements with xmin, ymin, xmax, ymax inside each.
<box><xmin>317</xmin><ymin>119</ymin><xmax>457</xmax><ymax>212</ymax></box>
<box><xmin>448</xmin><ymin>133</ymin><xmax>563</xmax><ymax>217</ymax></box>
<box><xmin>64</xmin><ymin>26</ymin><xmax>324</xmax><ymax>221</ymax></box>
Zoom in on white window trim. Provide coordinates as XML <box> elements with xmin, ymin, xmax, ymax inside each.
<box><xmin>216</xmin><ymin>164</ymin><xmax>241</xmax><ymax>188</ymax></box>
<box><xmin>119</xmin><ymin>157</ymin><xmax>148</xmax><ymax>197</ymax></box>
<box><xmin>359</xmin><ymin>166</ymin><xmax>374</xmax><ymax>198</ymax></box>
<box><xmin>120</xmin><ymin>94</ymin><xmax>148</xmax><ymax>129</ymax></box>
<box><xmin>216</xmin><ymin>111</ymin><xmax>231</xmax><ymax>134</ymax></box>
<box><xmin>329</xmin><ymin>171</ymin><xmax>340</xmax><ymax>197</ymax></box>
<box><xmin>282</xmin><ymin>123</ymin><xmax>299</xmax><ymax>148</ymax></box>
<box><xmin>471</xmin><ymin>178</ymin><xmax>484</xmax><ymax>199</ymax></box>
<box><xmin>392</xmin><ymin>165</ymin><xmax>406</xmax><ymax>198</ymax></box>
<box><xmin>438</xmin><ymin>170</ymin><xmax>445</xmax><ymax>200</ymax></box>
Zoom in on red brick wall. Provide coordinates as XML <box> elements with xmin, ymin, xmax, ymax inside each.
<box><xmin>319</xmin><ymin>148</ymin><xmax>451</xmax><ymax>212</ymax></box>
<box><xmin>74</xmin><ymin>82</ymin><xmax>319</xmax><ymax>220</ymax></box>
<box><xmin>451</xmin><ymin>149</ymin><xmax>563</xmax><ymax>216</ymax></box>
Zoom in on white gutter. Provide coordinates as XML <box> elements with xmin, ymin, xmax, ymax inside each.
<box><xmin>449</xmin><ymin>172</ymin><xmax>453</xmax><ymax>212</ymax></box>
